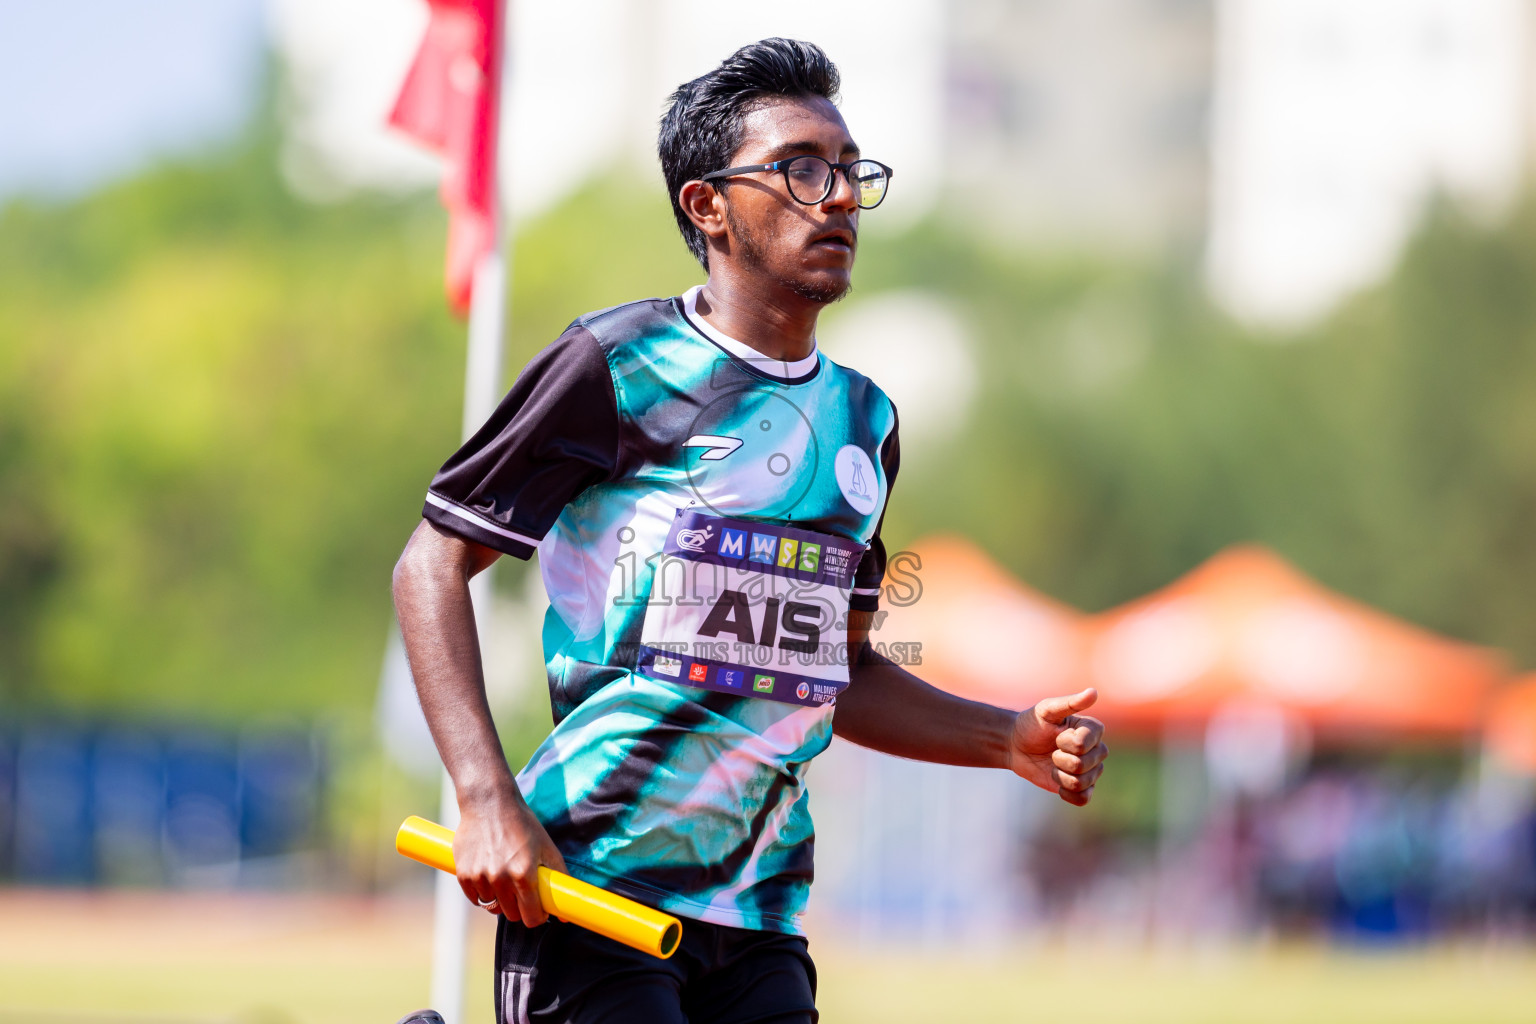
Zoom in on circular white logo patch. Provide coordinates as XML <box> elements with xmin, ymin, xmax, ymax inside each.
<box><xmin>834</xmin><ymin>445</ymin><xmax>878</xmax><ymax>515</ymax></box>
<box><xmin>796</xmin><ymin>681</ymin><xmax>811</xmax><ymax>700</ymax></box>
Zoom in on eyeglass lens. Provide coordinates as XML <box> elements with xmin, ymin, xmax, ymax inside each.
<box><xmin>783</xmin><ymin>156</ymin><xmax>888</xmax><ymax>208</ymax></box>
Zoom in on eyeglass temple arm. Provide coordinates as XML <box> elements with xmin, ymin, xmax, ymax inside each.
<box><xmin>699</xmin><ymin>162</ymin><xmax>782</xmax><ymax>182</ymax></box>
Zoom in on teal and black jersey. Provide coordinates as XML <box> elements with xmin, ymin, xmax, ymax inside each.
<box><xmin>424</xmin><ymin>286</ymin><xmax>900</xmax><ymax>934</ymax></box>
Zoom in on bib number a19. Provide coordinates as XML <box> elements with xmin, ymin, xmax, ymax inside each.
<box><xmin>635</xmin><ymin>509</ymin><xmax>863</xmax><ymax>708</ymax></box>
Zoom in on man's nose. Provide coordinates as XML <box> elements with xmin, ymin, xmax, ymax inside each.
<box><xmin>821</xmin><ymin>166</ymin><xmax>859</xmax><ymax>212</ymax></box>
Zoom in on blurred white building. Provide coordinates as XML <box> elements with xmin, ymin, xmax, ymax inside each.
<box><xmin>1206</xmin><ymin>0</ymin><xmax>1531</xmax><ymax>325</ymax></box>
<box><xmin>270</xmin><ymin>0</ymin><xmax>1207</xmax><ymax>244</ymax></box>
<box><xmin>269</xmin><ymin>0</ymin><xmax>946</xmax><ymax>222</ymax></box>
<box><xmin>944</xmin><ymin>0</ymin><xmax>1215</xmax><ymax>254</ymax></box>
<box><xmin>946</xmin><ymin>0</ymin><xmax>1536</xmax><ymax>326</ymax></box>
<box><xmin>270</xmin><ymin>0</ymin><xmax>1536</xmax><ymax>326</ymax></box>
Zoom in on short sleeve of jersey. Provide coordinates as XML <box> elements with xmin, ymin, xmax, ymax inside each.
<box><xmin>849</xmin><ymin>409</ymin><xmax>901</xmax><ymax>612</ymax></box>
<box><xmin>423</xmin><ymin>325</ymin><xmax>619</xmax><ymax>559</ymax></box>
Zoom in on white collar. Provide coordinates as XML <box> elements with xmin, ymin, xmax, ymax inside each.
<box><xmin>681</xmin><ymin>286</ymin><xmax>820</xmax><ymax>380</ymax></box>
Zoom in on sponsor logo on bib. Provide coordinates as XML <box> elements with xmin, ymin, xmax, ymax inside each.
<box><xmin>810</xmin><ymin>682</ymin><xmax>839</xmax><ymax>704</ymax></box>
<box><xmin>753</xmin><ymin>674</ymin><xmax>776</xmax><ymax>694</ymax></box>
<box><xmin>777</xmin><ymin>539</ymin><xmax>799</xmax><ymax>568</ymax></box>
<box><xmin>750</xmin><ymin>534</ymin><xmax>778</xmax><ymax>564</ymax></box>
<box><xmin>676</xmin><ymin>524</ymin><xmax>715</xmax><ymax>552</ymax></box>
<box><xmin>798</xmin><ymin>543</ymin><xmax>821</xmax><ymax>572</ymax></box>
<box><xmin>795</xmin><ymin>681</ymin><xmax>810</xmax><ymax>700</ymax></box>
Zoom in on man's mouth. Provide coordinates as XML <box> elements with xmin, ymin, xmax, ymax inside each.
<box><xmin>809</xmin><ymin>228</ymin><xmax>855</xmax><ymax>252</ymax></box>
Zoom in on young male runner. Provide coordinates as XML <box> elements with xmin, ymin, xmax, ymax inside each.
<box><xmin>392</xmin><ymin>38</ymin><xmax>1108</xmax><ymax>1024</ymax></box>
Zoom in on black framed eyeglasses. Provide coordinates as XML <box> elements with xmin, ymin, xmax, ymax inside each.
<box><xmin>700</xmin><ymin>155</ymin><xmax>894</xmax><ymax>209</ymax></box>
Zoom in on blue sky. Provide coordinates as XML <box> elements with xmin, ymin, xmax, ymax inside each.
<box><xmin>0</xmin><ymin>0</ymin><xmax>266</xmax><ymax>201</ymax></box>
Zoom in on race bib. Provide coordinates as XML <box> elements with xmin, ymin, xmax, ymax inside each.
<box><xmin>635</xmin><ymin>509</ymin><xmax>864</xmax><ymax>707</ymax></box>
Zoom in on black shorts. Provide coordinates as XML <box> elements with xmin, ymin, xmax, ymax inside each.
<box><xmin>494</xmin><ymin>914</ymin><xmax>818</xmax><ymax>1024</ymax></box>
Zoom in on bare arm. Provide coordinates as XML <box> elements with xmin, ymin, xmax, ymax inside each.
<box><xmin>832</xmin><ymin>611</ymin><xmax>1108</xmax><ymax>806</ymax></box>
<box><xmin>391</xmin><ymin>519</ymin><xmax>565</xmax><ymax>924</ymax></box>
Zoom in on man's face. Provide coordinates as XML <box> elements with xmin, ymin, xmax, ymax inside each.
<box><xmin>717</xmin><ymin>96</ymin><xmax>861</xmax><ymax>304</ymax></box>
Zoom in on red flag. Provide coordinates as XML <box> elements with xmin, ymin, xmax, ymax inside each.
<box><xmin>389</xmin><ymin>0</ymin><xmax>503</xmax><ymax>316</ymax></box>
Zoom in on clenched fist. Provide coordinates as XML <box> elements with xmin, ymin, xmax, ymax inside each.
<box><xmin>1008</xmin><ymin>688</ymin><xmax>1108</xmax><ymax>806</ymax></box>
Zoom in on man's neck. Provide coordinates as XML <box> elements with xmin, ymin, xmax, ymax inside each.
<box><xmin>693</xmin><ymin>276</ymin><xmax>820</xmax><ymax>362</ymax></box>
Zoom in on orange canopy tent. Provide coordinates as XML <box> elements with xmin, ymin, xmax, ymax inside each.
<box><xmin>1485</xmin><ymin>675</ymin><xmax>1536</xmax><ymax>774</ymax></box>
<box><xmin>1082</xmin><ymin>546</ymin><xmax>1506</xmax><ymax>740</ymax></box>
<box><xmin>875</xmin><ymin>535</ymin><xmax>1087</xmax><ymax>710</ymax></box>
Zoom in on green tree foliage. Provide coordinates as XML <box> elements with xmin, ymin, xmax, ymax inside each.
<box><xmin>0</xmin><ymin>141</ymin><xmax>452</xmax><ymax>718</ymax></box>
<box><xmin>0</xmin><ymin>128</ymin><xmax>697</xmax><ymax>720</ymax></box>
<box><xmin>865</xmin><ymin>202</ymin><xmax>1536</xmax><ymax>665</ymax></box>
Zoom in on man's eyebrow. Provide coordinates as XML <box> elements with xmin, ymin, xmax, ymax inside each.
<box><xmin>761</xmin><ymin>139</ymin><xmax>862</xmax><ymax>161</ymax></box>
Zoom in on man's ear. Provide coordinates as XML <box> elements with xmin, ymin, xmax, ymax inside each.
<box><xmin>679</xmin><ymin>180</ymin><xmax>729</xmax><ymax>247</ymax></box>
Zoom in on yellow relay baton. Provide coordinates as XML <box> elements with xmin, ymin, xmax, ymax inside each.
<box><xmin>395</xmin><ymin>815</ymin><xmax>682</xmax><ymax>959</ymax></box>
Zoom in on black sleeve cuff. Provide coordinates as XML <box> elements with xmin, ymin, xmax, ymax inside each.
<box><xmin>848</xmin><ymin>590</ymin><xmax>882</xmax><ymax>613</ymax></box>
<box><xmin>422</xmin><ymin>493</ymin><xmax>539</xmax><ymax>560</ymax></box>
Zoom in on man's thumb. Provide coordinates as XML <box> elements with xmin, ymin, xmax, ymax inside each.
<box><xmin>1035</xmin><ymin>687</ymin><xmax>1098</xmax><ymax>725</ymax></box>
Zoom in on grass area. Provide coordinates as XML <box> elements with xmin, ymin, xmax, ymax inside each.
<box><xmin>815</xmin><ymin>938</ymin><xmax>1536</xmax><ymax>1024</ymax></box>
<box><xmin>1</xmin><ymin>891</ymin><xmax>1534</xmax><ymax>1024</ymax></box>
<box><xmin>0</xmin><ymin>889</ymin><xmax>491</xmax><ymax>1024</ymax></box>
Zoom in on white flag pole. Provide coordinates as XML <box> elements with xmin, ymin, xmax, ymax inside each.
<box><xmin>429</xmin><ymin>4</ymin><xmax>512</xmax><ymax>1019</ymax></box>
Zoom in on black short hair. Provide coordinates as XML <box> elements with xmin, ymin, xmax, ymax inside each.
<box><xmin>658</xmin><ymin>38</ymin><xmax>841</xmax><ymax>268</ymax></box>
